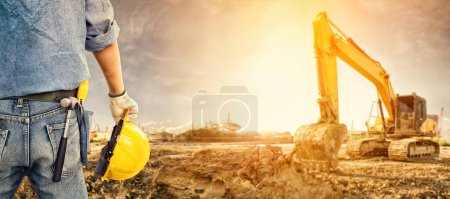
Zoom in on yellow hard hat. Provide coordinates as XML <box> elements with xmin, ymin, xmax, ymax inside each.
<box><xmin>95</xmin><ymin>110</ymin><xmax>150</xmax><ymax>181</ymax></box>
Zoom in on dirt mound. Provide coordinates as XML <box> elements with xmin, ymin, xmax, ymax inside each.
<box><xmin>150</xmin><ymin>145</ymin><xmax>340</xmax><ymax>198</ymax></box>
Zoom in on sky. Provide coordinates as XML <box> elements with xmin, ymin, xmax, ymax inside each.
<box><xmin>84</xmin><ymin>0</ymin><xmax>450</xmax><ymax>134</ymax></box>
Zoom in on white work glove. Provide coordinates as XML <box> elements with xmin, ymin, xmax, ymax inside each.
<box><xmin>109</xmin><ymin>90</ymin><xmax>138</xmax><ymax>123</ymax></box>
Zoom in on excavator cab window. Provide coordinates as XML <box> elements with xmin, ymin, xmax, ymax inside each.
<box><xmin>417</xmin><ymin>102</ymin><xmax>424</xmax><ymax>120</ymax></box>
<box><xmin>397</xmin><ymin>96</ymin><xmax>415</xmax><ymax>131</ymax></box>
<box><xmin>398</xmin><ymin>97</ymin><xmax>413</xmax><ymax>114</ymax></box>
<box><xmin>396</xmin><ymin>94</ymin><xmax>427</xmax><ymax>132</ymax></box>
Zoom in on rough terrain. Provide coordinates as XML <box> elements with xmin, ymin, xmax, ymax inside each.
<box><xmin>14</xmin><ymin>142</ymin><xmax>450</xmax><ymax>199</ymax></box>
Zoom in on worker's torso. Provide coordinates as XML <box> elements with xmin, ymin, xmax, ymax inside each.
<box><xmin>0</xmin><ymin>0</ymin><xmax>90</xmax><ymax>98</ymax></box>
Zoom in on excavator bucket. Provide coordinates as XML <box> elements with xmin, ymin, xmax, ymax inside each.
<box><xmin>291</xmin><ymin>123</ymin><xmax>347</xmax><ymax>171</ymax></box>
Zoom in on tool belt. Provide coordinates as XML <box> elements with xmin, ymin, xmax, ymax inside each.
<box><xmin>1</xmin><ymin>89</ymin><xmax>77</xmax><ymax>102</ymax></box>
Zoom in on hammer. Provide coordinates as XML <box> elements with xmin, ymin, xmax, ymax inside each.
<box><xmin>53</xmin><ymin>97</ymin><xmax>78</xmax><ymax>182</ymax></box>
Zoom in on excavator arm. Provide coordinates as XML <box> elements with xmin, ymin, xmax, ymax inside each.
<box><xmin>314</xmin><ymin>12</ymin><xmax>397</xmax><ymax>124</ymax></box>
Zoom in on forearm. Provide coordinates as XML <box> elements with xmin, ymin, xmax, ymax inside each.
<box><xmin>93</xmin><ymin>42</ymin><xmax>125</xmax><ymax>96</ymax></box>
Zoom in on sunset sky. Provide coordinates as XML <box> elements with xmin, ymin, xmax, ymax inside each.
<box><xmin>84</xmin><ymin>0</ymin><xmax>450</xmax><ymax>134</ymax></box>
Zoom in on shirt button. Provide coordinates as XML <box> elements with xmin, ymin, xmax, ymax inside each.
<box><xmin>25</xmin><ymin>118</ymin><xmax>30</xmax><ymax>123</ymax></box>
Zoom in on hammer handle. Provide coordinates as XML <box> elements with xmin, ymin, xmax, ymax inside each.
<box><xmin>53</xmin><ymin>137</ymin><xmax>67</xmax><ymax>182</ymax></box>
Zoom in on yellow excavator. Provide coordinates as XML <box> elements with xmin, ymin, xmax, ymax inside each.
<box><xmin>291</xmin><ymin>12</ymin><xmax>439</xmax><ymax>170</ymax></box>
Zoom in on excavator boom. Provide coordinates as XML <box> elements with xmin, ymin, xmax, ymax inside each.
<box><xmin>314</xmin><ymin>12</ymin><xmax>397</xmax><ymax>124</ymax></box>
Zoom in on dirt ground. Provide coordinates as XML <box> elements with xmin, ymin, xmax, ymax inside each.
<box><xmin>14</xmin><ymin>142</ymin><xmax>450</xmax><ymax>199</ymax></box>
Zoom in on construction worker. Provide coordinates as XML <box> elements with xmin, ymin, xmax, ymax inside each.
<box><xmin>0</xmin><ymin>0</ymin><xmax>137</xmax><ymax>198</ymax></box>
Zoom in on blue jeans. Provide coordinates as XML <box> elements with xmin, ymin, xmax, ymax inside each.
<box><xmin>0</xmin><ymin>99</ymin><xmax>88</xmax><ymax>198</ymax></box>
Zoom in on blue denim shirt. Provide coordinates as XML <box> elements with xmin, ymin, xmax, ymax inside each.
<box><xmin>0</xmin><ymin>0</ymin><xmax>120</xmax><ymax>98</ymax></box>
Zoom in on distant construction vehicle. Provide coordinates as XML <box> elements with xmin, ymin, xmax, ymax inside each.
<box><xmin>292</xmin><ymin>12</ymin><xmax>439</xmax><ymax>170</ymax></box>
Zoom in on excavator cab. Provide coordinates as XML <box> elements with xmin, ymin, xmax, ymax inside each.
<box><xmin>365</xmin><ymin>93</ymin><xmax>428</xmax><ymax>135</ymax></box>
<box><xmin>395</xmin><ymin>93</ymin><xmax>427</xmax><ymax>134</ymax></box>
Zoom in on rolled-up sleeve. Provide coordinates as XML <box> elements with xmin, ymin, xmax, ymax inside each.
<box><xmin>85</xmin><ymin>0</ymin><xmax>120</xmax><ymax>52</ymax></box>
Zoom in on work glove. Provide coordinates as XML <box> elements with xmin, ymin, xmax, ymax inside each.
<box><xmin>109</xmin><ymin>90</ymin><xmax>138</xmax><ymax>123</ymax></box>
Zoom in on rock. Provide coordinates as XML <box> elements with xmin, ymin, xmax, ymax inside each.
<box><xmin>194</xmin><ymin>188</ymin><xmax>205</xmax><ymax>194</ymax></box>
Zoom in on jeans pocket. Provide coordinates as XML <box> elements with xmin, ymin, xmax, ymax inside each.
<box><xmin>0</xmin><ymin>130</ymin><xmax>8</xmax><ymax>159</ymax></box>
<box><xmin>46</xmin><ymin>117</ymin><xmax>81</xmax><ymax>178</ymax></box>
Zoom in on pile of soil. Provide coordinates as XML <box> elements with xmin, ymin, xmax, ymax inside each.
<box><xmin>152</xmin><ymin>145</ymin><xmax>338</xmax><ymax>199</ymax></box>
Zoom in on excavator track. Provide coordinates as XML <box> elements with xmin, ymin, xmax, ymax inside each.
<box><xmin>346</xmin><ymin>138</ymin><xmax>390</xmax><ymax>158</ymax></box>
<box><xmin>388</xmin><ymin>138</ymin><xmax>439</xmax><ymax>161</ymax></box>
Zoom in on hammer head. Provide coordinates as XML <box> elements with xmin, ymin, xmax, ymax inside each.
<box><xmin>60</xmin><ymin>98</ymin><xmax>71</xmax><ymax>108</ymax></box>
<box><xmin>60</xmin><ymin>97</ymin><xmax>79</xmax><ymax>109</ymax></box>
<box><xmin>68</xmin><ymin>97</ymin><xmax>78</xmax><ymax>107</ymax></box>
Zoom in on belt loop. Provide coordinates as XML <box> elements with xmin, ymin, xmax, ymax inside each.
<box><xmin>17</xmin><ymin>98</ymin><xmax>23</xmax><ymax>108</ymax></box>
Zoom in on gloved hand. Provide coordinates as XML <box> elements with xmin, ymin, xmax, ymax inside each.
<box><xmin>109</xmin><ymin>90</ymin><xmax>138</xmax><ymax>123</ymax></box>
